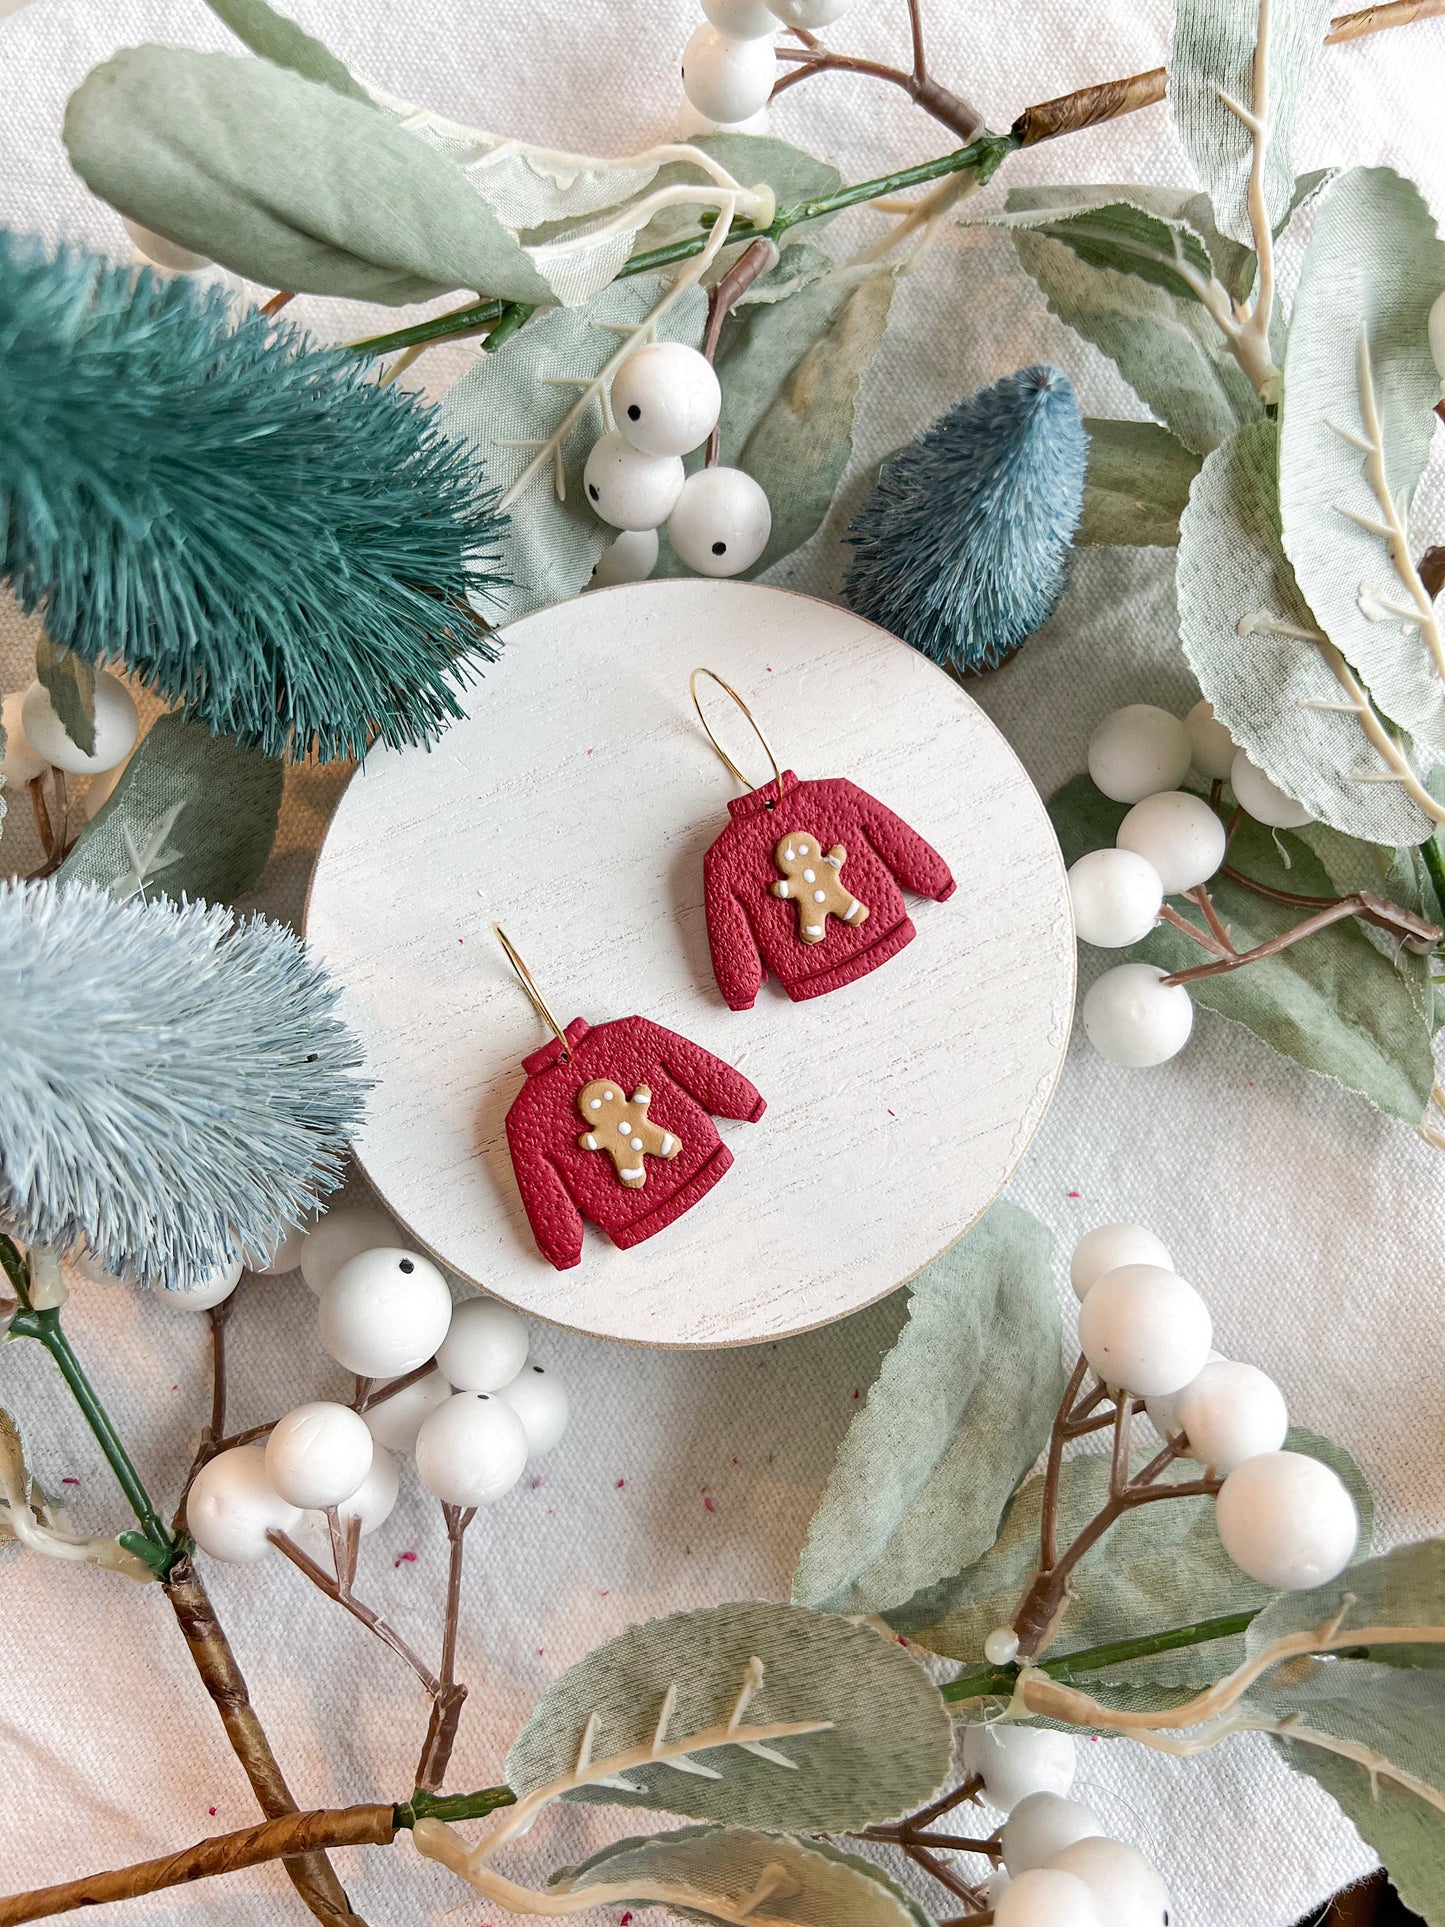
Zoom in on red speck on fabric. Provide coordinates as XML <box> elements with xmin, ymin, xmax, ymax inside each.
<box><xmin>600</xmin><ymin>1588</ymin><xmax>610</xmax><ymax>1597</ymax></box>
<box><xmin>621</xmin><ymin>1914</ymin><xmax>635</xmax><ymax>1924</ymax></box>
<box><xmin>887</xmin><ymin>1108</ymin><xmax>896</xmax><ymax>1118</ymax></box>
<box><xmin>1067</xmin><ymin>1189</ymin><xmax>1081</xmax><ymax>1199</ymax></box>
<box><xmin>731</xmin><ymin>1457</ymin><xmax>739</xmax><ymax>1466</ymax></box>
<box><xmin>615</xmin><ymin>1477</ymin><xmax>626</xmax><ymax>1488</ymax></box>
<box><xmin>701</xmin><ymin>1488</ymin><xmax>716</xmax><ymax>1514</ymax></box>
<box><xmin>531</xmin><ymin>1475</ymin><xmax>547</xmax><ymax>1490</ymax></box>
<box><xmin>537</xmin><ymin>1648</ymin><xmax>544</xmax><ymax>1657</ymax></box>
<box><xmin>61</xmin><ymin>1477</ymin><xmax>80</xmax><ymax>1486</ymax></box>
<box><xmin>394</xmin><ymin>1550</ymin><xmax>418</xmax><ymax>1568</ymax></box>
<box><xmin>852</xmin><ymin>1387</ymin><xmax>860</xmax><ymax>1400</ymax></box>
<box><xmin>208</xmin><ymin>1806</ymin><xmax>217</xmax><ymax>1817</ymax></box>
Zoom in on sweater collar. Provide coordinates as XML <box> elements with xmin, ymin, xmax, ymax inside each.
<box><xmin>522</xmin><ymin>1015</ymin><xmax>590</xmax><ymax>1075</ymax></box>
<box><xmin>726</xmin><ymin>769</ymin><xmax>799</xmax><ymax>821</ymax></box>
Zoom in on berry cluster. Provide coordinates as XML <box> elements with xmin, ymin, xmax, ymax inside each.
<box><xmin>585</xmin><ymin>341</ymin><xmax>772</xmax><ymax>585</ymax></box>
<box><xmin>3</xmin><ymin>670</ymin><xmax>139</xmax><ymax>829</ymax></box>
<box><xmin>681</xmin><ymin>0</ymin><xmax>855</xmax><ymax>131</ymax></box>
<box><xmin>959</xmin><ymin>1718</ymin><xmax>1172</xmax><ymax>1926</ymax></box>
<box><xmin>1069</xmin><ymin>700</ymin><xmax>1314</xmax><ymax>1069</ymax></box>
<box><xmin>1070</xmin><ymin>1220</ymin><xmax>1357</xmax><ymax>1591</ymax></box>
<box><xmin>176</xmin><ymin>1202</ymin><xmax>569</xmax><ymax>1565</ymax></box>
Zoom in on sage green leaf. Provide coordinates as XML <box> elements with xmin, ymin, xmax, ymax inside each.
<box><xmin>58</xmin><ymin>712</ymin><xmax>282</xmax><ymax>906</ymax></box>
<box><xmin>1296</xmin><ymin>821</ymin><xmax>1442</xmax><ymax>1032</ymax></box>
<box><xmin>1048</xmin><ymin>774</ymin><xmax>1436</xmax><ymax>1123</ymax></box>
<box><xmin>64</xmin><ymin>49</ymin><xmax>553</xmax><ymax>306</ymax></box>
<box><xmin>990</xmin><ymin>187</ymin><xmax>1218</xmax><ymax>303</ymax></box>
<box><xmin>1009</xmin><ymin>228</ymin><xmax>1258</xmax><ymax>456</ymax></box>
<box><xmin>1078</xmin><ymin>419</ymin><xmax>1201</xmax><ymax>547</ymax></box>
<box><xmin>35</xmin><ymin>634</ymin><xmax>96</xmax><ymax>759</ymax></box>
<box><xmin>892</xmin><ymin>1428</ymin><xmax>1372</xmax><ymax>1674</ymax></box>
<box><xmin>201</xmin><ymin>0</ymin><xmax>368</xmax><ymax>101</ymax></box>
<box><xmin>1280</xmin><ymin>166</ymin><xmax>1445</xmax><ymax>750</ymax></box>
<box><xmin>793</xmin><ymin>1202</ymin><xmax>1063</xmax><ymax>1617</ymax></box>
<box><xmin>440</xmin><ymin>276</ymin><xmax>706</xmax><ymax>618</ymax></box>
<box><xmin>1178</xmin><ymin>419</ymin><xmax>1434</xmax><ymax>846</ymax></box>
<box><xmin>1168</xmin><ymin>0</ymin><xmax>1334</xmax><ymax>245</ymax></box>
<box><xmin>735</xmin><ymin>264</ymin><xmax>897</xmax><ymax>576</ymax></box>
<box><xmin>1247</xmin><ymin>1540</ymin><xmax>1445</xmax><ymax>1671</ymax></box>
<box><xmin>735</xmin><ymin>242</ymin><xmax>835</xmax><ymax>309</ymax></box>
<box><xmin>633</xmin><ymin>135</ymin><xmax>844</xmax><ymax>256</ymax></box>
<box><xmin>505</xmin><ymin>1601</ymin><xmax>952</xmax><ymax>1831</ymax></box>
<box><xmin>551</xmin><ymin>1826</ymin><xmax>928</xmax><ymax>1926</ymax></box>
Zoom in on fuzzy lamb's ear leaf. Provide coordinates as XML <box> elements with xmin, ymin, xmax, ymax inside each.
<box><xmin>1078</xmin><ymin>419</ymin><xmax>1201</xmax><ymax>547</ymax></box>
<box><xmin>201</xmin><ymin>0</ymin><xmax>369</xmax><ymax>100</ymax></box>
<box><xmin>894</xmin><ymin>1428</ymin><xmax>1373</xmax><ymax>1676</ymax></box>
<box><xmin>1049</xmin><ymin>774</ymin><xmax>1436</xmax><ymax>1122</ymax></box>
<box><xmin>1007</xmin><ymin>228</ymin><xmax>1259</xmax><ymax>456</ymax></box>
<box><xmin>35</xmin><ymin>634</ymin><xmax>96</xmax><ymax>759</ymax></box>
<box><xmin>1178</xmin><ymin>418</ymin><xmax>1435</xmax><ymax>846</ymax></box>
<box><xmin>729</xmin><ymin>264</ymin><xmax>897</xmax><ymax>577</ymax></box>
<box><xmin>1168</xmin><ymin>0</ymin><xmax>1334</xmax><ymax>245</ymax></box>
<box><xmin>64</xmin><ymin>48</ymin><xmax>552</xmax><ymax>306</ymax></box>
<box><xmin>441</xmin><ymin>275</ymin><xmax>707</xmax><ymax>617</ymax></box>
<box><xmin>550</xmin><ymin>1825</ymin><xmax>931</xmax><ymax>1926</ymax></box>
<box><xmin>1279</xmin><ymin>166</ymin><xmax>1445</xmax><ymax>752</ymax></box>
<box><xmin>793</xmin><ymin>1202</ymin><xmax>1062</xmax><ymax>1616</ymax></box>
<box><xmin>58</xmin><ymin>713</ymin><xmax>283</xmax><ymax>908</ymax></box>
<box><xmin>988</xmin><ymin>187</ymin><xmax>1218</xmax><ymax>304</ymax></box>
<box><xmin>505</xmin><ymin>1601</ymin><xmax>952</xmax><ymax>1832</ymax></box>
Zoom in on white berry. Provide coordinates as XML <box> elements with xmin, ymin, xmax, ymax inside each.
<box><xmin>1067</xmin><ymin>848</ymin><xmax>1163</xmax><ymax>948</ymax></box>
<box><xmin>339</xmin><ymin>1442</ymin><xmax>400</xmax><ymax>1534</ymax></box>
<box><xmin>996</xmin><ymin>1867</ymin><xmax>1104</xmax><ymax>1927</ymax></box>
<box><xmin>1</xmin><ymin>689</ymin><xmax>48</xmax><ymax>786</ymax></box>
<box><xmin>1116</xmin><ymin>791</ymin><xmax>1226</xmax><ymax>895</ymax></box>
<box><xmin>1230</xmin><ymin>749</ymin><xmax>1313</xmax><ymax>829</ymax></box>
<box><xmin>318</xmin><ymin>1247</ymin><xmax>453</xmax><ymax>1379</ymax></box>
<box><xmin>123</xmin><ymin>216</ymin><xmax>210</xmax><ymax>272</ymax></box>
<box><xmin>583</xmin><ymin>429</ymin><xmax>685</xmax><ymax>531</ymax></box>
<box><xmin>187</xmin><ymin>1445</ymin><xmax>301</xmax><ymax>1564</ymax></box>
<box><xmin>1087</xmin><ymin>706</ymin><xmax>1190</xmax><ymax>805</ymax></box>
<box><xmin>765</xmin><ymin>0</ymin><xmax>853</xmax><ymax>25</ymax></box>
<box><xmin>1070</xmin><ymin>1223</ymin><xmax>1173</xmax><ymax>1303</ymax></box>
<box><xmin>1174</xmin><ymin>1359</ymin><xmax>1288</xmax><ymax>1472</ymax></box>
<box><xmin>1215</xmin><ymin>1450</ymin><xmax>1358</xmax><ymax>1589</ymax></box>
<box><xmin>1185</xmin><ymin>698</ymin><xmax>1237</xmax><ymax>781</ymax></box>
<box><xmin>681</xmin><ymin>22</ymin><xmax>777</xmax><ymax>123</ymax></box>
<box><xmin>1077</xmin><ymin>1263</ymin><xmax>1213</xmax><ymax>1398</ymax></box>
<box><xmin>21</xmin><ymin>671</ymin><xmax>138</xmax><ymax>775</ymax></box>
<box><xmin>248</xmin><ymin>1215</ymin><xmax>315</xmax><ymax>1275</ymax></box>
<box><xmin>1047</xmin><ymin>1837</ymin><xmax>1171</xmax><ymax>1927</ymax></box>
<box><xmin>1001</xmin><ymin>1793</ymin><xmax>1103</xmax><ymax>1876</ymax></box>
<box><xmin>163</xmin><ymin>1257</ymin><xmax>243</xmax><ymax>1311</ymax></box>
<box><xmin>496</xmin><ymin>1362</ymin><xmax>571</xmax><ymax>1458</ymax></box>
<box><xmin>414</xmin><ymin>1391</ymin><xmax>528</xmax><ymax>1506</ymax></box>
<box><xmin>590</xmin><ymin>528</ymin><xmax>659</xmax><ymax>589</ymax></box>
<box><xmin>435</xmin><ymin>1297</ymin><xmax>529</xmax><ymax>1394</ymax></box>
<box><xmin>983</xmin><ymin>1625</ymin><xmax>1020</xmax><ymax>1666</ymax></box>
<box><xmin>667</xmin><ymin>465</ymin><xmax>771</xmax><ymax>576</ymax></box>
<box><xmin>1081</xmin><ymin>963</ymin><xmax>1193</xmax><ymax>1068</ymax></box>
<box><xmin>703</xmin><ymin>0</ymin><xmax>778</xmax><ymax>35</ymax></box>
<box><xmin>265</xmin><ymin>1401</ymin><xmax>374</xmax><ymax>1510</ymax></box>
<box><xmin>613</xmin><ymin>342</ymin><xmax>722</xmax><ymax>457</ymax></box>
<box><xmin>298</xmin><ymin>1204</ymin><xmax>401</xmax><ymax>1296</ymax></box>
<box><xmin>1146</xmin><ymin>1346</ymin><xmax>1224</xmax><ymax>1442</ymax></box>
<box><xmin>1430</xmin><ymin>288</ymin><xmax>1445</xmax><ymax>384</ymax></box>
<box><xmin>962</xmin><ymin>1724</ymin><xmax>1076</xmax><ymax>1813</ymax></box>
<box><xmin>362</xmin><ymin>1369</ymin><xmax>453</xmax><ymax>1454</ymax></box>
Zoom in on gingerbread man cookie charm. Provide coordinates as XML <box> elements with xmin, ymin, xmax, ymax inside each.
<box><xmin>576</xmin><ymin>1080</ymin><xmax>682</xmax><ymax>1188</ymax></box>
<box><xmin>772</xmin><ymin>833</ymin><xmax>869</xmax><ymax>945</ymax></box>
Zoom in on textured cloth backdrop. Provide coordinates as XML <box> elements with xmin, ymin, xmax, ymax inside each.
<box><xmin>2</xmin><ymin>1</ymin><xmax>1444</xmax><ymax>1921</ymax></box>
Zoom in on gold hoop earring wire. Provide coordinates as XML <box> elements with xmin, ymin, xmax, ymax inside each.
<box><xmin>493</xmin><ymin>925</ymin><xmax>572</xmax><ymax>1059</ymax></box>
<box><xmin>689</xmin><ymin>667</ymin><xmax>786</xmax><ymax>809</ymax></box>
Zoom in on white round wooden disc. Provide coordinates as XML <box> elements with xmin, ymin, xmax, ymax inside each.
<box><xmin>306</xmin><ymin>580</ymin><xmax>1074</xmax><ymax>1347</ymax></box>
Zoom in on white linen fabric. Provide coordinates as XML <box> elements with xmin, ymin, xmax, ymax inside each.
<box><xmin>2</xmin><ymin>0</ymin><xmax>1443</xmax><ymax>1920</ymax></box>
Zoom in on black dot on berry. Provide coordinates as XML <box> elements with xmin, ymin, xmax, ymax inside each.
<box><xmin>478</xmin><ymin>1392</ymin><xmax>489</xmax><ymax>1400</ymax></box>
<box><xmin>398</xmin><ymin>1258</ymin><xmax>414</xmax><ymax>1274</ymax></box>
<box><xmin>711</xmin><ymin>540</ymin><xmax>727</xmax><ymax>555</ymax></box>
<box><xmin>627</xmin><ymin>404</ymin><xmax>641</xmax><ymax>421</ymax></box>
<box><xmin>587</xmin><ymin>483</ymin><xmax>599</xmax><ymax>501</ymax></box>
<box><xmin>532</xmin><ymin>1365</ymin><xmax>545</xmax><ymax>1374</ymax></box>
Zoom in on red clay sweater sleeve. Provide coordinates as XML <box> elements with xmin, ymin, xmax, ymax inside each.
<box><xmin>703</xmin><ymin>852</ymin><xmax>765</xmax><ymax>1012</ymax></box>
<box><xmin>853</xmin><ymin>785</ymin><xmax>955</xmax><ymax>901</ymax></box>
<box><xmin>506</xmin><ymin>1115</ymin><xmax>586</xmax><ymax>1271</ymax></box>
<box><xmin>647</xmin><ymin>1019</ymin><xmax>766</xmax><ymax>1122</ymax></box>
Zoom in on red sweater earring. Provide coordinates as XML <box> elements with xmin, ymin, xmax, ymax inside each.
<box><xmin>494</xmin><ymin>926</ymin><xmax>765</xmax><ymax>1272</ymax></box>
<box><xmin>691</xmin><ymin>669</ymin><xmax>956</xmax><ymax>1011</ymax></box>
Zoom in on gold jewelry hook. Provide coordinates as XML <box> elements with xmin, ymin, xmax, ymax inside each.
<box><xmin>493</xmin><ymin>925</ymin><xmax>571</xmax><ymax>1057</ymax></box>
<box><xmin>689</xmin><ymin>667</ymin><xmax>785</xmax><ymax>806</ymax></box>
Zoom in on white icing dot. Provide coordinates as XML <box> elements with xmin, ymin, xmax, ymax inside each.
<box><xmin>777</xmin><ymin>880</ymin><xmax>790</xmax><ymax>897</ymax></box>
<box><xmin>783</xmin><ymin>845</ymin><xmax>796</xmax><ymax>861</ymax></box>
<box><xmin>813</xmin><ymin>889</ymin><xmax>826</xmax><ymax>903</ymax></box>
<box><xmin>589</xmin><ymin>1098</ymin><xmax>602</xmax><ymax>1110</ymax></box>
<box><xmin>631</xmin><ymin>1137</ymin><xmax>643</xmax><ymax>1150</ymax></box>
<box><xmin>603</xmin><ymin>1090</ymin><xmax>615</xmax><ymax>1101</ymax></box>
<box><xmin>803</xmin><ymin>868</ymin><xmax>816</xmax><ymax>882</ymax></box>
<box><xmin>797</xmin><ymin>842</ymin><xmax>809</xmax><ymax>854</ymax></box>
<box><xmin>618</xmin><ymin>1119</ymin><xmax>631</xmax><ymax>1134</ymax></box>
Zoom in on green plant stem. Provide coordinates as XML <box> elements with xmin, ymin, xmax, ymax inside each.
<box><xmin>940</xmin><ymin>1609</ymin><xmax>1259</xmax><ymax>1705</ymax></box>
<box><xmin>1420</xmin><ymin>833</ymin><xmax>1445</xmax><ymax>930</ymax></box>
<box><xmin>8</xmin><ymin>1303</ymin><xmax>174</xmax><ymax>1558</ymax></box>
<box><xmin>346</xmin><ymin>130</ymin><xmax>1018</xmax><ymax>359</ymax></box>
<box><xmin>397</xmin><ymin>1784</ymin><xmax>515</xmax><ymax>1827</ymax></box>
